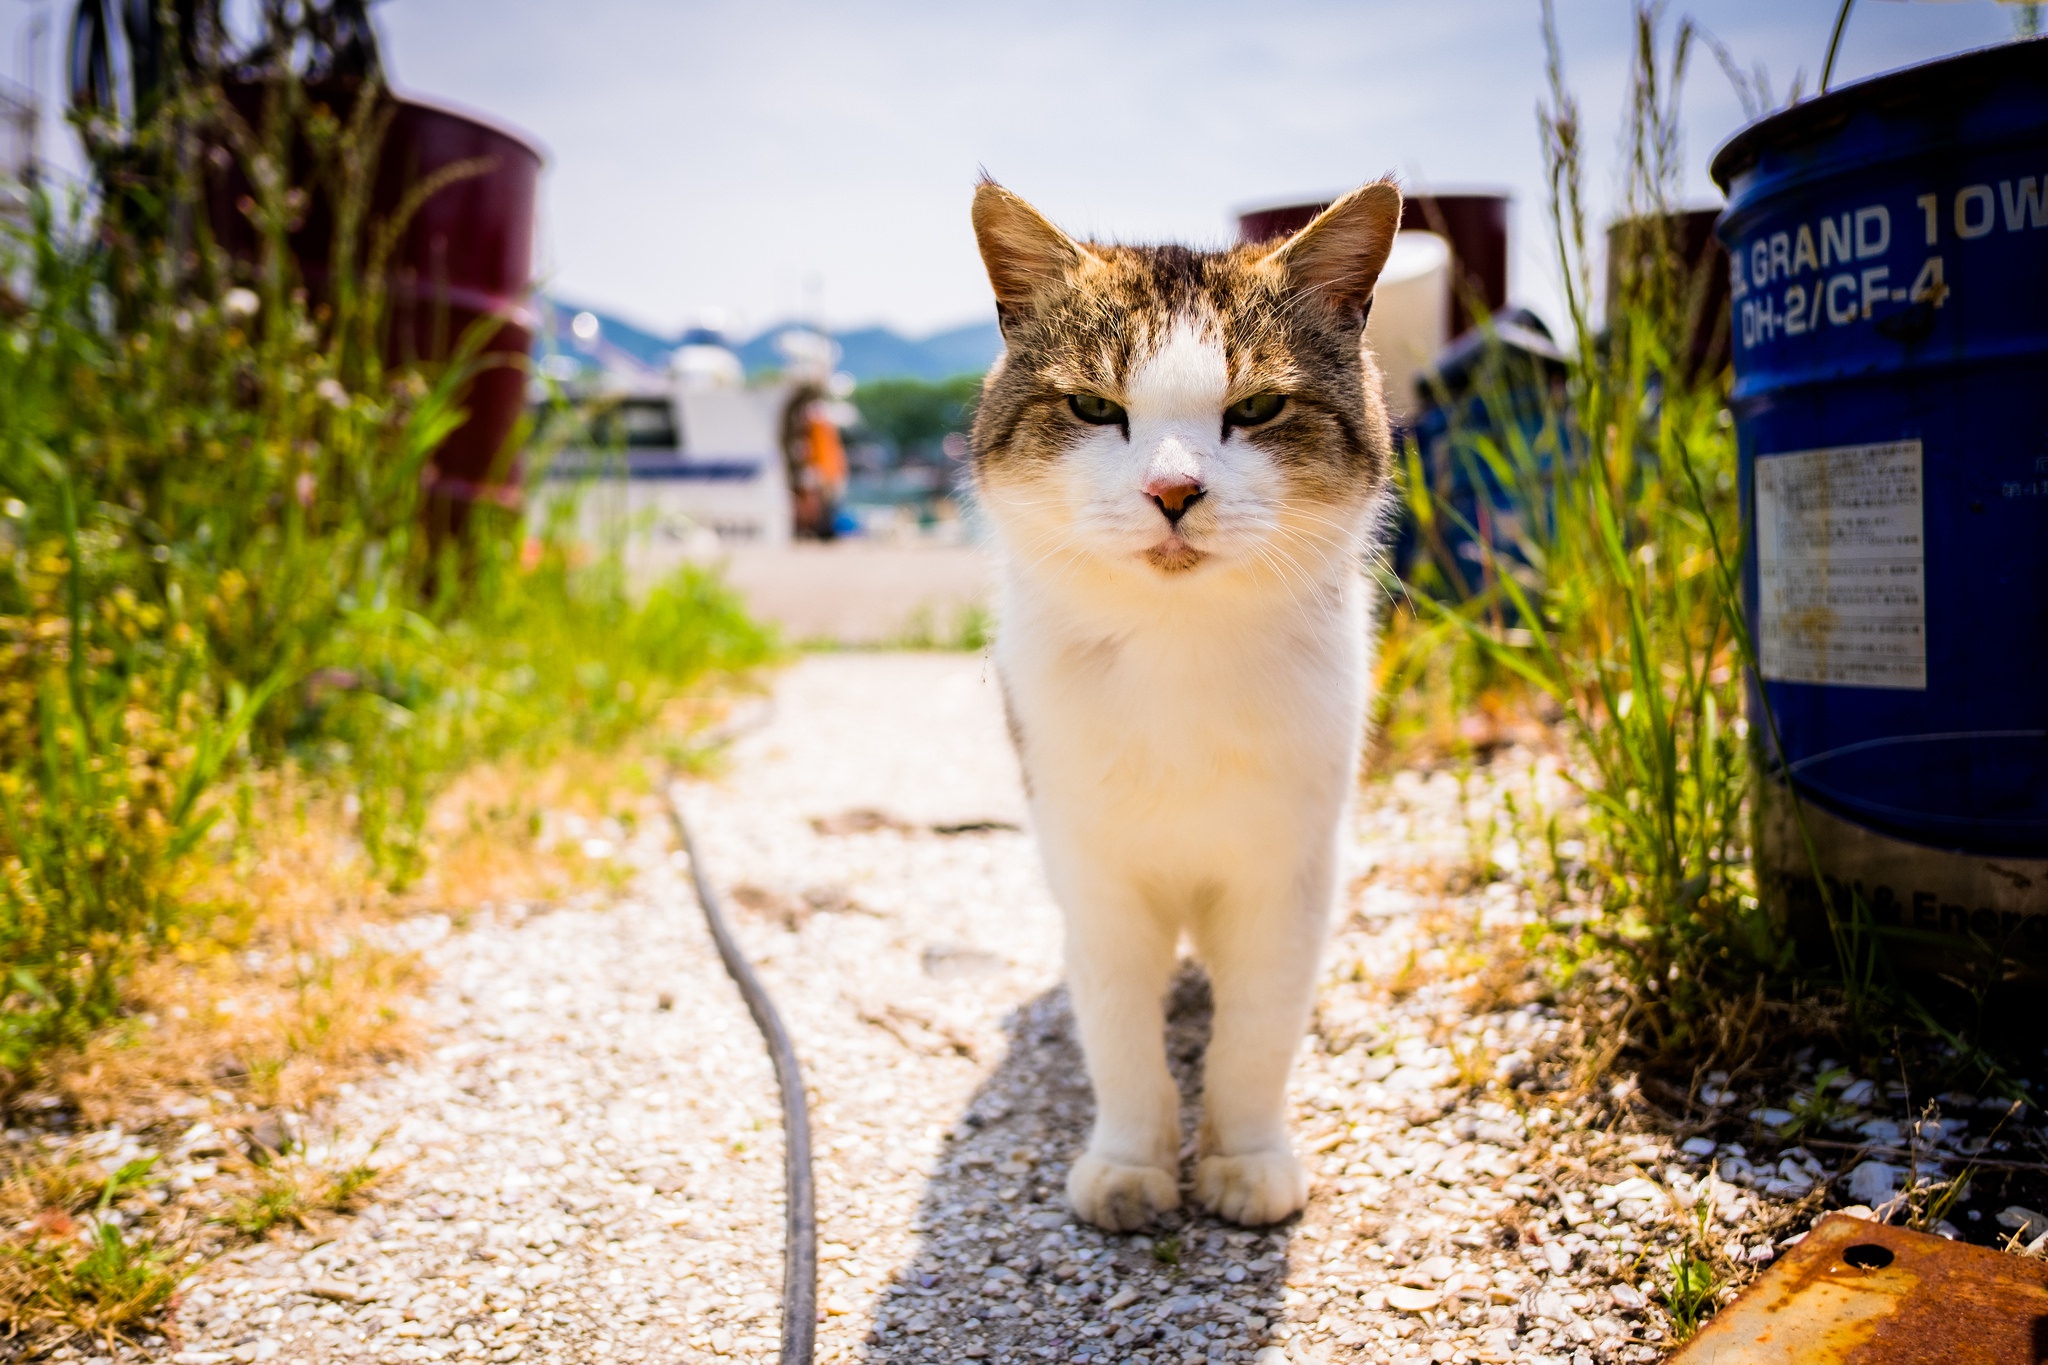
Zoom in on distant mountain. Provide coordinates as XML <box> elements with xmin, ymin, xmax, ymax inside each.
<box><xmin>568</xmin><ymin>311</ymin><xmax>676</xmax><ymax>373</ymax></box>
<box><xmin>898</xmin><ymin>321</ymin><xmax>1008</xmax><ymax>380</ymax></box>
<box><xmin>734</xmin><ymin>320</ymin><xmax>1002</xmax><ymax>383</ymax></box>
<box><xmin>537</xmin><ymin>300</ymin><xmax>674</xmax><ymax>383</ymax></box>
<box><xmin>546</xmin><ymin>299</ymin><xmax>1002</xmax><ymax>385</ymax></box>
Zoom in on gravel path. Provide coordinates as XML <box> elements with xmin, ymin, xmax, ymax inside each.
<box><xmin>146</xmin><ymin>652</ymin><xmax>2014</xmax><ymax>1365</ymax></box>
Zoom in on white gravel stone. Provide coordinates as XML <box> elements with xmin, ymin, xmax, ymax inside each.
<box><xmin>1846</xmin><ymin>1160</ymin><xmax>1903</xmax><ymax>1205</ymax></box>
<box><xmin>1998</xmin><ymin>1205</ymin><xmax>2048</xmax><ymax>1239</ymax></box>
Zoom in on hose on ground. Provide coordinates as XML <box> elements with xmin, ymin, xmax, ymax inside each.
<box><xmin>666</xmin><ymin>784</ymin><xmax>816</xmax><ymax>1365</ymax></box>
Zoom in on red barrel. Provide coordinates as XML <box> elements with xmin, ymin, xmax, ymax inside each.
<box><xmin>378</xmin><ymin>96</ymin><xmax>542</xmax><ymax>517</ymax></box>
<box><xmin>1239</xmin><ymin>192</ymin><xmax>1509</xmax><ymax>337</ymax></box>
<box><xmin>207</xmin><ymin>84</ymin><xmax>542</xmax><ymax>523</ymax></box>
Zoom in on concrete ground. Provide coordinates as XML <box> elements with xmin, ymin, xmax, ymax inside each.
<box><xmin>714</xmin><ymin>543</ymin><xmax>993</xmax><ymax>647</ymax></box>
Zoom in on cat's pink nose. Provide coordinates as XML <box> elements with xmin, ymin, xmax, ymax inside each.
<box><xmin>1144</xmin><ymin>477</ymin><xmax>1207</xmax><ymax>526</ymax></box>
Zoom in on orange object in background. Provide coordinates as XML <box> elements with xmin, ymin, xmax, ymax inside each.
<box><xmin>807</xmin><ymin>410</ymin><xmax>847</xmax><ymax>491</ymax></box>
<box><xmin>786</xmin><ymin>398</ymin><xmax>849</xmax><ymax>539</ymax></box>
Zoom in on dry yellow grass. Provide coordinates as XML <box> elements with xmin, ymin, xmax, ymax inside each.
<box><xmin>47</xmin><ymin>774</ymin><xmax>422</xmax><ymax>1127</ymax></box>
<box><xmin>3</xmin><ymin>738</ymin><xmax>685</xmax><ymax>1350</ymax></box>
<box><xmin>0</xmin><ymin>1144</ymin><xmax>196</xmax><ymax>1348</ymax></box>
<box><xmin>414</xmin><ymin>745</ymin><xmax>674</xmax><ymax>912</ymax></box>
<box><xmin>1370</xmin><ymin>612</ymin><xmax>1565</xmax><ymax>774</ymax></box>
<box><xmin>40</xmin><ymin>743</ymin><xmax>673</xmax><ymax>1126</ymax></box>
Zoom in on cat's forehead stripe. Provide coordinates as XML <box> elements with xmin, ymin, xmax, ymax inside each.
<box><xmin>1126</xmin><ymin>318</ymin><xmax>1228</xmax><ymax>413</ymax></box>
<box><xmin>1067</xmin><ymin>249</ymin><xmax>1241</xmax><ymax>387</ymax></box>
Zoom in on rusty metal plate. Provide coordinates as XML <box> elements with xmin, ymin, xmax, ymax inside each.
<box><xmin>1668</xmin><ymin>1213</ymin><xmax>2048</xmax><ymax>1364</ymax></box>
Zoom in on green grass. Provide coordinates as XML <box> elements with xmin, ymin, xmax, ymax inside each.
<box><xmin>221</xmin><ymin>1153</ymin><xmax>384</xmax><ymax>1237</ymax></box>
<box><xmin>1658</xmin><ymin>1249</ymin><xmax>1721</xmax><ymax>1340</ymax></box>
<box><xmin>880</xmin><ymin>601</ymin><xmax>993</xmax><ymax>652</ymax></box>
<box><xmin>0</xmin><ymin>1223</ymin><xmax>183</xmax><ymax>1346</ymax></box>
<box><xmin>1389</xmin><ymin>3</ymin><xmax>1776</xmax><ymax>1054</ymax></box>
<box><xmin>1385</xmin><ymin>6</ymin><xmax>2040</xmax><ymax>1099</ymax></box>
<box><xmin>0</xmin><ymin>72</ymin><xmax>773</xmax><ymax>1082</ymax></box>
<box><xmin>0</xmin><ymin>1147</ymin><xmax>186</xmax><ymax>1345</ymax></box>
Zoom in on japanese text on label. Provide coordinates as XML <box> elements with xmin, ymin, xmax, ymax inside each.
<box><xmin>1756</xmin><ymin>440</ymin><xmax>1926</xmax><ymax>690</ymax></box>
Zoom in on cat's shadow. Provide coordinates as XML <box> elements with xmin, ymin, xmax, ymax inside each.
<box><xmin>857</xmin><ymin>966</ymin><xmax>1297</xmax><ymax>1365</ymax></box>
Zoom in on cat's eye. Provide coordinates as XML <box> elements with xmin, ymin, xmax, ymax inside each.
<box><xmin>1067</xmin><ymin>393</ymin><xmax>1128</xmax><ymax>427</ymax></box>
<box><xmin>1224</xmin><ymin>392</ymin><xmax>1287</xmax><ymax>428</ymax></box>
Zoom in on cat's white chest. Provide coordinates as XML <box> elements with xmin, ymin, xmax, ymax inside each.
<box><xmin>998</xmin><ymin>572</ymin><xmax>1368</xmax><ymax>875</ymax></box>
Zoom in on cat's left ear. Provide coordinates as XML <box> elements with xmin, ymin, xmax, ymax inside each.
<box><xmin>1259</xmin><ymin>180</ymin><xmax>1403</xmax><ymax>324</ymax></box>
<box><xmin>972</xmin><ymin>178</ymin><xmax>1098</xmax><ymax>336</ymax></box>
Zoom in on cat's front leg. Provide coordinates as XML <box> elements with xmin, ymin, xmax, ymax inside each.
<box><xmin>1059</xmin><ymin>889</ymin><xmax>1182</xmax><ymax>1231</ymax></box>
<box><xmin>1188</xmin><ymin>861</ymin><xmax>1333</xmax><ymax>1226</ymax></box>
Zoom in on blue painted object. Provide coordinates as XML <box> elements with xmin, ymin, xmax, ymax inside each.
<box><xmin>1397</xmin><ymin>312</ymin><xmax>1570</xmax><ymax>592</ymax></box>
<box><xmin>546</xmin><ymin>451</ymin><xmax>765</xmax><ymax>482</ymax></box>
<box><xmin>1713</xmin><ymin>38</ymin><xmax>2048</xmax><ymax>967</ymax></box>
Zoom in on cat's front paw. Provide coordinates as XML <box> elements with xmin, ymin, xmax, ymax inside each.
<box><xmin>1067</xmin><ymin>1152</ymin><xmax>1180</xmax><ymax>1231</ymax></box>
<box><xmin>1194</xmin><ymin>1150</ymin><xmax>1308</xmax><ymax>1226</ymax></box>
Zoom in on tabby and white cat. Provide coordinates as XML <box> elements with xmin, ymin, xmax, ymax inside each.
<box><xmin>967</xmin><ymin>180</ymin><xmax>1402</xmax><ymax>1229</ymax></box>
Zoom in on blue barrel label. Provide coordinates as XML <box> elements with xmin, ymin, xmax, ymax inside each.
<box><xmin>1755</xmin><ymin>440</ymin><xmax>1926</xmax><ymax>690</ymax></box>
<box><xmin>1730</xmin><ymin>178</ymin><xmax>2046</xmax><ymax>351</ymax></box>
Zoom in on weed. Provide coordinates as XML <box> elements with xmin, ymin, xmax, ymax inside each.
<box><xmin>0</xmin><ymin>53</ymin><xmax>772</xmax><ymax>1346</ymax></box>
<box><xmin>1</xmin><ymin>98</ymin><xmax>772</xmax><ymax>1074</ymax></box>
<box><xmin>0</xmin><ymin>1221</ymin><xmax>183</xmax><ymax>1347</ymax></box>
<box><xmin>221</xmin><ymin>1142</ymin><xmax>388</xmax><ymax>1237</ymax></box>
<box><xmin>326</xmin><ymin>1156</ymin><xmax>383</xmax><ymax>1209</ymax></box>
<box><xmin>953</xmin><ymin>603</ymin><xmax>994</xmax><ymax>652</ymax></box>
<box><xmin>1641</xmin><ymin>1193</ymin><xmax>1727</xmax><ymax>1341</ymax></box>
<box><xmin>1657</xmin><ymin>1249</ymin><xmax>1721</xmax><ymax>1339</ymax></box>
<box><xmin>1897</xmin><ymin>1168</ymin><xmax>1971</xmax><ymax>1235</ymax></box>
<box><xmin>221</xmin><ymin>1177</ymin><xmax>310</xmax><ymax>1237</ymax></box>
<box><xmin>0</xmin><ymin>68</ymin><xmax>457</xmax><ymax>1060</ymax></box>
<box><xmin>1780</xmin><ymin>1066</ymin><xmax>1850</xmax><ymax>1139</ymax></box>
<box><xmin>1150</xmin><ymin>1232</ymin><xmax>1181</xmax><ymax>1266</ymax></box>
<box><xmin>1452</xmin><ymin>1039</ymin><xmax>1501</xmax><ymax>1092</ymax></box>
<box><xmin>94</xmin><ymin>1158</ymin><xmax>159</xmax><ymax>1211</ymax></box>
<box><xmin>1385</xmin><ymin>947</ymin><xmax>1424</xmax><ymax>1002</ymax></box>
<box><xmin>872</xmin><ymin>601</ymin><xmax>992</xmax><ymax>652</ymax></box>
<box><xmin>1391</xmin><ymin>3</ymin><xmax>1774</xmax><ymax>1061</ymax></box>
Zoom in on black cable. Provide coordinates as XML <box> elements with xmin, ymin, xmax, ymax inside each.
<box><xmin>666</xmin><ymin>786</ymin><xmax>816</xmax><ymax>1365</ymax></box>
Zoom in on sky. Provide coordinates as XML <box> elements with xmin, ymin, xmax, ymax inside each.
<box><xmin>6</xmin><ymin>0</ymin><xmax>2028</xmax><ymax>338</ymax></box>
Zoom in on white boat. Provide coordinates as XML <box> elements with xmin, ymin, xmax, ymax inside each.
<box><xmin>534</xmin><ymin>326</ymin><xmax>834</xmax><ymax>564</ymax></box>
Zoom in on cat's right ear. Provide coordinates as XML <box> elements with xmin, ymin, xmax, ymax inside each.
<box><xmin>973</xmin><ymin>179</ymin><xmax>1093</xmax><ymax>336</ymax></box>
<box><xmin>1259</xmin><ymin>179</ymin><xmax>1402</xmax><ymax>326</ymax></box>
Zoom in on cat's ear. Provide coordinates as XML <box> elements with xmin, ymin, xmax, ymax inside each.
<box><xmin>1259</xmin><ymin>180</ymin><xmax>1403</xmax><ymax>323</ymax></box>
<box><xmin>973</xmin><ymin>179</ymin><xmax>1095</xmax><ymax>333</ymax></box>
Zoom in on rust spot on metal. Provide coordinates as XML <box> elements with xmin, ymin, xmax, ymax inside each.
<box><xmin>1668</xmin><ymin>1214</ymin><xmax>2048</xmax><ymax>1364</ymax></box>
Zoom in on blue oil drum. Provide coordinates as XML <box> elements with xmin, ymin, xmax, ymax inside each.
<box><xmin>1711</xmin><ymin>38</ymin><xmax>2048</xmax><ymax>977</ymax></box>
